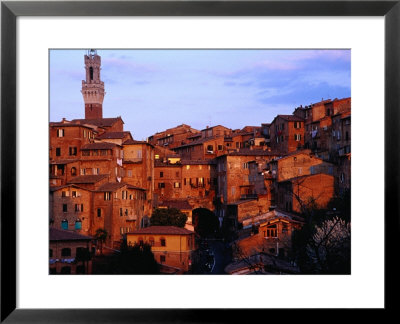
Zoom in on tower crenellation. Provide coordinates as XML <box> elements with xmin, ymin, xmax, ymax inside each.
<box><xmin>81</xmin><ymin>49</ymin><xmax>105</xmax><ymax>119</ymax></box>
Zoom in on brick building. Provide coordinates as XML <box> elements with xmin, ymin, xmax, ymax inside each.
<box><xmin>122</xmin><ymin>139</ymin><xmax>155</xmax><ymax>220</ymax></box>
<box><xmin>269</xmin><ymin>115</ymin><xmax>305</xmax><ymax>154</ymax></box>
<box><xmin>147</xmin><ymin>124</ymin><xmax>200</xmax><ymax>149</ymax></box>
<box><xmin>277</xmin><ymin>173</ymin><xmax>335</xmax><ymax>213</ymax></box>
<box><xmin>49</xmin><ymin>228</ymin><xmax>93</xmax><ymax>274</ymax></box>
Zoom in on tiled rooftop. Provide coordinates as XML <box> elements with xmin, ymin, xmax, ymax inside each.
<box><xmin>127</xmin><ymin>226</ymin><xmax>194</xmax><ymax>235</ymax></box>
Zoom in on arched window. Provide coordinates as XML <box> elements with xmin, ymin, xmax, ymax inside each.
<box><xmin>61</xmin><ymin>248</ymin><xmax>71</xmax><ymax>257</ymax></box>
<box><xmin>75</xmin><ymin>219</ymin><xmax>82</xmax><ymax>230</ymax></box>
<box><xmin>61</xmin><ymin>219</ymin><xmax>68</xmax><ymax>230</ymax></box>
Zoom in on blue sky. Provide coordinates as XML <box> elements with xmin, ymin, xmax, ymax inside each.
<box><xmin>50</xmin><ymin>49</ymin><xmax>351</xmax><ymax>140</ymax></box>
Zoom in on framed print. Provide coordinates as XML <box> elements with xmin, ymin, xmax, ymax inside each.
<box><xmin>1</xmin><ymin>0</ymin><xmax>398</xmax><ymax>322</ymax></box>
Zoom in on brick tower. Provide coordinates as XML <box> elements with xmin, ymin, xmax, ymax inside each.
<box><xmin>82</xmin><ymin>49</ymin><xmax>105</xmax><ymax>119</ymax></box>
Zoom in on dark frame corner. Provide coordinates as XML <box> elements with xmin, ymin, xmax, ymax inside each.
<box><xmin>1</xmin><ymin>1</ymin><xmax>399</xmax><ymax>322</ymax></box>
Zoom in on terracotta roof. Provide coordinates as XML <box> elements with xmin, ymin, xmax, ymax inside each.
<box><xmin>127</xmin><ymin>226</ymin><xmax>194</xmax><ymax>235</ymax></box>
<box><xmin>180</xmin><ymin>159</ymin><xmax>215</xmax><ymax>165</ymax></box>
<box><xmin>96</xmin><ymin>131</ymin><xmax>132</xmax><ymax>139</ymax></box>
<box><xmin>174</xmin><ymin>136</ymin><xmax>218</xmax><ymax>148</ymax></box>
<box><xmin>158</xmin><ymin>199</ymin><xmax>193</xmax><ymax>210</ymax></box>
<box><xmin>68</xmin><ymin>174</ymin><xmax>108</xmax><ymax>184</ymax></box>
<box><xmin>123</xmin><ymin>139</ymin><xmax>153</xmax><ymax>147</ymax></box>
<box><xmin>274</xmin><ymin>115</ymin><xmax>305</xmax><ymax>122</ymax></box>
<box><xmin>126</xmin><ymin>184</ymin><xmax>146</xmax><ymax>191</ymax></box>
<box><xmin>50</xmin><ymin>228</ymin><xmax>92</xmax><ymax>241</ymax></box>
<box><xmin>49</xmin><ymin>122</ymin><xmax>94</xmax><ymax>129</ymax></box>
<box><xmin>50</xmin><ymin>184</ymin><xmax>90</xmax><ymax>192</ymax></box>
<box><xmin>96</xmin><ymin>182</ymin><xmax>127</xmax><ymax>192</ymax></box>
<box><xmin>71</xmin><ymin>117</ymin><xmax>123</xmax><ymax>127</ymax></box>
<box><xmin>81</xmin><ymin>142</ymin><xmax>118</xmax><ymax>150</ymax></box>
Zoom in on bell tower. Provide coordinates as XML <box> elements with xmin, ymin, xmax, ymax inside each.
<box><xmin>82</xmin><ymin>49</ymin><xmax>105</xmax><ymax>119</ymax></box>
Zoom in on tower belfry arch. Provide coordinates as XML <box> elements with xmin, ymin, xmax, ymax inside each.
<box><xmin>81</xmin><ymin>49</ymin><xmax>105</xmax><ymax>119</ymax></box>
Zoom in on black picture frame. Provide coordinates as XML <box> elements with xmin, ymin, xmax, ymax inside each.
<box><xmin>1</xmin><ymin>0</ymin><xmax>398</xmax><ymax>322</ymax></box>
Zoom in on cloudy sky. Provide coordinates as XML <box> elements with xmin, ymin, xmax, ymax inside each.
<box><xmin>50</xmin><ymin>49</ymin><xmax>351</xmax><ymax>140</ymax></box>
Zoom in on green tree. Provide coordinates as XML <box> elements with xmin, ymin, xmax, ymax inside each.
<box><xmin>150</xmin><ymin>208</ymin><xmax>187</xmax><ymax>228</ymax></box>
<box><xmin>112</xmin><ymin>242</ymin><xmax>159</xmax><ymax>274</ymax></box>
<box><xmin>94</xmin><ymin>228</ymin><xmax>108</xmax><ymax>255</ymax></box>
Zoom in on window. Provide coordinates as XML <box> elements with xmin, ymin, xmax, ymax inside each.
<box><xmin>104</xmin><ymin>192</ymin><xmax>111</xmax><ymax>200</ymax></box>
<box><xmin>75</xmin><ymin>204</ymin><xmax>83</xmax><ymax>212</ymax></box>
<box><xmin>160</xmin><ymin>255</ymin><xmax>166</xmax><ymax>262</ymax></box>
<box><xmin>49</xmin><ymin>249</ymin><xmax>53</xmax><ymax>258</ymax></box>
<box><xmin>61</xmin><ymin>219</ymin><xmax>68</xmax><ymax>230</ymax></box>
<box><xmin>80</xmin><ymin>168</ymin><xmax>86</xmax><ymax>175</ymax></box>
<box><xmin>174</xmin><ymin>182</ymin><xmax>181</xmax><ymax>188</ymax></box>
<box><xmin>160</xmin><ymin>238</ymin><xmax>166</xmax><ymax>247</ymax></box>
<box><xmin>125</xmin><ymin>209</ymin><xmax>129</xmax><ymax>216</ymax></box>
<box><xmin>294</xmin><ymin>122</ymin><xmax>301</xmax><ymax>128</ymax></box>
<box><xmin>175</xmin><ymin>171</ymin><xmax>179</xmax><ymax>177</ymax></box>
<box><xmin>243</xmin><ymin>162</ymin><xmax>249</xmax><ymax>169</ymax></box>
<box><xmin>127</xmin><ymin>170</ymin><xmax>132</xmax><ymax>177</ymax></box>
<box><xmin>100</xmin><ymin>150</ymin><xmax>108</xmax><ymax>156</ymax></box>
<box><xmin>61</xmin><ymin>248</ymin><xmax>71</xmax><ymax>257</ymax></box>
<box><xmin>93</xmin><ymin>168</ymin><xmax>99</xmax><ymax>175</ymax></box>
<box><xmin>149</xmin><ymin>237</ymin><xmax>155</xmax><ymax>246</ymax></box>
<box><xmin>61</xmin><ymin>191</ymin><xmax>69</xmax><ymax>197</ymax></box>
<box><xmin>97</xmin><ymin>208</ymin><xmax>102</xmax><ymax>217</ymax></box>
<box><xmin>82</xmin><ymin>150</ymin><xmax>90</xmax><ymax>156</ymax></box>
<box><xmin>71</xmin><ymin>167</ymin><xmax>77</xmax><ymax>176</ymax></box>
<box><xmin>207</xmin><ymin>145</ymin><xmax>213</xmax><ymax>153</ymax></box>
<box><xmin>294</xmin><ymin>134</ymin><xmax>302</xmax><ymax>141</ymax></box>
<box><xmin>120</xmin><ymin>208</ymin><xmax>123</xmax><ymax>216</ymax></box>
<box><xmin>265</xmin><ymin>224</ymin><xmax>277</xmax><ymax>238</ymax></box>
<box><xmin>56</xmin><ymin>148</ymin><xmax>61</xmax><ymax>156</ymax></box>
<box><xmin>160</xmin><ymin>171</ymin><xmax>164</xmax><ymax>178</ymax></box>
<box><xmin>158</xmin><ymin>183</ymin><xmax>165</xmax><ymax>189</ymax></box>
<box><xmin>198</xmin><ymin>178</ymin><xmax>204</xmax><ymax>187</ymax></box>
<box><xmin>57</xmin><ymin>129</ymin><xmax>64</xmax><ymax>137</ymax></box>
<box><xmin>69</xmin><ymin>147</ymin><xmax>77</xmax><ymax>156</ymax></box>
<box><xmin>62</xmin><ymin>204</ymin><xmax>68</xmax><ymax>212</ymax></box>
<box><xmin>75</xmin><ymin>219</ymin><xmax>82</xmax><ymax>230</ymax></box>
<box><xmin>218</xmin><ymin>145</ymin><xmax>223</xmax><ymax>151</ymax></box>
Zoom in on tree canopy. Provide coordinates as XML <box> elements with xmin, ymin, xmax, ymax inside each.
<box><xmin>150</xmin><ymin>208</ymin><xmax>188</xmax><ymax>228</ymax></box>
<box><xmin>111</xmin><ymin>242</ymin><xmax>159</xmax><ymax>274</ymax></box>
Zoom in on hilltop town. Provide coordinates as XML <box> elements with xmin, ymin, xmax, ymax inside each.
<box><xmin>49</xmin><ymin>50</ymin><xmax>351</xmax><ymax>275</ymax></box>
